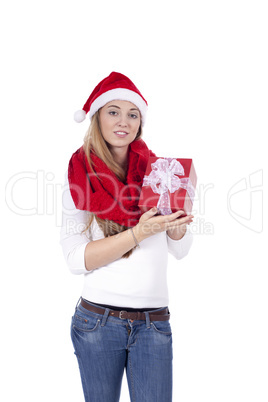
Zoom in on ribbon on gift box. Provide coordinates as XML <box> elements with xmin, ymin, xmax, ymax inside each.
<box><xmin>142</xmin><ymin>158</ymin><xmax>195</xmax><ymax>215</ymax></box>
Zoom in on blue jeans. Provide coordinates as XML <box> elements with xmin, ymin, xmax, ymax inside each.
<box><xmin>71</xmin><ymin>300</ymin><xmax>173</xmax><ymax>402</ymax></box>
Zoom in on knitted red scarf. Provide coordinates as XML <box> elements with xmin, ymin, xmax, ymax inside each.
<box><xmin>68</xmin><ymin>139</ymin><xmax>156</xmax><ymax>227</ymax></box>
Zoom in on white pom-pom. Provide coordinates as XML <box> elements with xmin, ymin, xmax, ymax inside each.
<box><xmin>74</xmin><ymin>110</ymin><xmax>86</xmax><ymax>123</ymax></box>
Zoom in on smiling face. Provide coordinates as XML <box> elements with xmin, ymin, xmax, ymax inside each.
<box><xmin>98</xmin><ymin>100</ymin><xmax>141</xmax><ymax>155</ymax></box>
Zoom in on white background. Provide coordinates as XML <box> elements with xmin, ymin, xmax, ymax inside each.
<box><xmin>1</xmin><ymin>1</ymin><xmax>267</xmax><ymax>401</ymax></box>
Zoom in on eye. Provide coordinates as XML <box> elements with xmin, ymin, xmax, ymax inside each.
<box><xmin>129</xmin><ymin>113</ymin><xmax>138</xmax><ymax>119</ymax></box>
<box><xmin>109</xmin><ymin>110</ymin><xmax>118</xmax><ymax>116</ymax></box>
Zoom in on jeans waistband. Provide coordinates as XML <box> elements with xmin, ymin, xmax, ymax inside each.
<box><xmin>80</xmin><ymin>298</ymin><xmax>170</xmax><ymax>322</ymax></box>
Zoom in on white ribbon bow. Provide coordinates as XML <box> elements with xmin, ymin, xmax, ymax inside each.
<box><xmin>142</xmin><ymin>158</ymin><xmax>195</xmax><ymax>215</ymax></box>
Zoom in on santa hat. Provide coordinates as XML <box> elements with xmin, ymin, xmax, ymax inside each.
<box><xmin>74</xmin><ymin>72</ymin><xmax>148</xmax><ymax>126</ymax></box>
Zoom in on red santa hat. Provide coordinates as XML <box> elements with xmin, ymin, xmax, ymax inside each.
<box><xmin>74</xmin><ymin>72</ymin><xmax>148</xmax><ymax>126</ymax></box>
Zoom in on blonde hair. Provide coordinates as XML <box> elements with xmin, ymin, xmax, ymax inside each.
<box><xmin>82</xmin><ymin>111</ymin><xmax>143</xmax><ymax>258</ymax></box>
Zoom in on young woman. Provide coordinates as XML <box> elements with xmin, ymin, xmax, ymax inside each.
<box><xmin>60</xmin><ymin>72</ymin><xmax>194</xmax><ymax>402</ymax></box>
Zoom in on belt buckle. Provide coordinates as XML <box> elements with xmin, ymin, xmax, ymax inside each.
<box><xmin>119</xmin><ymin>310</ymin><xmax>127</xmax><ymax>319</ymax></box>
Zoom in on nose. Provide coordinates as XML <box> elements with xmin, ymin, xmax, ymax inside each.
<box><xmin>118</xmin><ymin>114</ymin><xmax>128</xmax><ymax>127</ymax></box>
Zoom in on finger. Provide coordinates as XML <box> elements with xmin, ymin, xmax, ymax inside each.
<box><xmin>166</xmin><ymin>215</ymin><xmax>193</xmax><ymax>228</ymax></box>
<box><xmin>161</xmin><ymin>210</ymin><xmax>185</xmax><ymax>223</ymax></box>
<box><xmin>176</xmin><ymin>214</ymin><xmax>194</xmax><ymax>221</ymax></box>
<box><xmin>171</xmin><ymin>209</ymin><xmax>185</xmax><ymax>217</ymax></box>
<box><xmin>140</xmin><ymin>207</ymin><xmax>158</xmax><ymax>221</ymax></box>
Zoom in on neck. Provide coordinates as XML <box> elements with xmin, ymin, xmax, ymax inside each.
<box><xmin>110</xmin><ymin>146</ymin><xmax>129</xmax><ymax>169</ymax></box>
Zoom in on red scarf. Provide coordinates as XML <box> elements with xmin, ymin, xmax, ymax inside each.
<box><xmin>68</xmin><ymin>139</ymin><xmax>155</xmax><ymax>227</ymax></box>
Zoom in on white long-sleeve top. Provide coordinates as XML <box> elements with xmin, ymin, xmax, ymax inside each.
<box><xmin>60</xmin><ymin>173</ymin><xmax>193</xmax><ymax>308</ymax></box>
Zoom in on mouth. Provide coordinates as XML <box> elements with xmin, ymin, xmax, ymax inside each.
<box><xmin>114</xmin><ymin>131</ymin><xmax>129</xmax><ymax>138</ymax></box>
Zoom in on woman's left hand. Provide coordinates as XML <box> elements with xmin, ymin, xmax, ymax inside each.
<box><xmin>167</xmin><ymin>213</ymin><xmax>193</xmax><ymax>240</ymax></box>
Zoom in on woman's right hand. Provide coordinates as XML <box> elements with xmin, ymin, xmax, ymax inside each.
<box><xmin>133</xmin><ymin>207</ymin><xmax>193</xmax><ymax>242</ymax></box>
<box><xmin>83</xmin><ymin>207</ymin><xmax>193</xmax><ymax>271</ymax></box>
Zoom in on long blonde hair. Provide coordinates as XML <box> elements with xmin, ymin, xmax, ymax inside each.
<box><xmin>82</xmin><ymin>111</ymin><xmax>143</xmax><ymax>258</ymax></box>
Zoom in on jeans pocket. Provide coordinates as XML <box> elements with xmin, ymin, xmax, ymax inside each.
<box><xmin>72</xmin><ymin>310</ymin><xmax>101</xmax><ymax>333</ymax></box>
<box><xmin>151</xmin><ymin>321</ymin><xmax>172</xmax><ymax>335</ymax></box>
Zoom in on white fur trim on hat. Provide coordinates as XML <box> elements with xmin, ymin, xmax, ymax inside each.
<box><xmin>89</xmin><ymin>88</ymin><xmax>147</xmax><ymax>125</ymax></box>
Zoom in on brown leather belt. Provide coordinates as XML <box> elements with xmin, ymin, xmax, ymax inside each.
<box><xmin>80</xmin><ymin>299</ymin><xmax>170</xmax><ymax>321</ymax></box>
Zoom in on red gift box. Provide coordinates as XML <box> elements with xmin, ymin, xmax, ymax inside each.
<box><xmin>138</xmin><ymin>157</ymin><xmax>197</xmax><ymax>215</ymax></box>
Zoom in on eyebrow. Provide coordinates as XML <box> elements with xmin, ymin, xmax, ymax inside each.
<box><xmin>107</xmin><ymin>105</ymin><xmax>140</xmax><ymax>112</ymax></box>
<box><xmin>107</xmin><ymin>105</ymin><xmax>120</xmax><ymax>109</ymax></box>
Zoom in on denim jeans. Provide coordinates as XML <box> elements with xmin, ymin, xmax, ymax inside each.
<box><xmin>71</xmin><ymin>300</ymin><xmax>173</xmax><ymax>402</ymax></box>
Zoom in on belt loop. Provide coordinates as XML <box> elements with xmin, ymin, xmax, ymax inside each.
<box><xmin>145</xmin><ymin>311</ymin><xmax>151</xmax><ymax>329</ymax></box>
<box><xmin>101</xmin><ymin>308</ymin><xmax>110</xmax><ymax>327</ymax></box>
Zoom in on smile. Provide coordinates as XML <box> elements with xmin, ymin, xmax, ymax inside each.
<box><xmin>114</xmin><ymin>131</ymin><xmax>129</xmax><ymax>137</ymax></box>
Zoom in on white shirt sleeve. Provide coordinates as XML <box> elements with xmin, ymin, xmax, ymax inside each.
<box><xmin>59</xmin><ymin>172</ymin><xmax>91</xmax><ymax>275</ymax></box>
<box><xmin>166</xmin><ymin>227</ymin><xmax>193</xmax><ymax>260</ymax></box>
<box><xmin>60</xmin><ymin>171</ymin><xmax>193</xmax><ymax>273</ymax></box>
